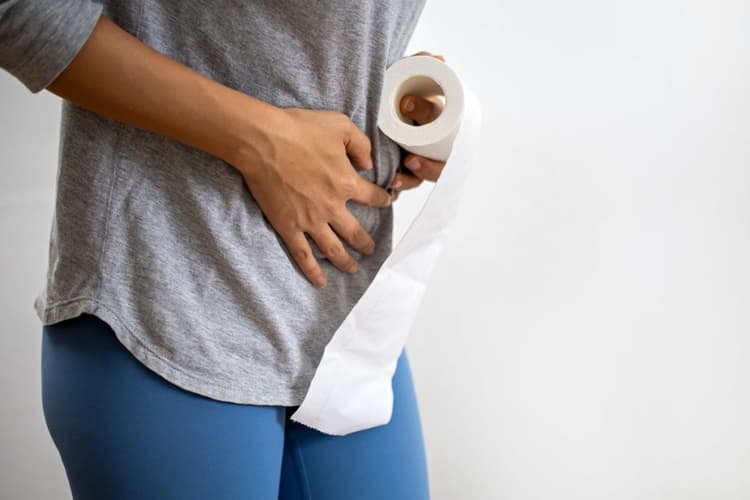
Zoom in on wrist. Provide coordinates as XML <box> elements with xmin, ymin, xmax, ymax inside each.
<box><xmin>214</xmin><ymin>85</ymin><xmax>290</xmax><ymax>179</ymax></box>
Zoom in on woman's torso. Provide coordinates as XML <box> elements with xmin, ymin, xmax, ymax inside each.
<box><xmin>34</xmin><ymin>0</ymin><xmax>427</xmax><ymax>405</ymax></box>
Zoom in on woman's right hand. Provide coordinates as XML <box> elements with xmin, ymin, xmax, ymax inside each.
<box><xmin>235</xmin><ymin>107</ymin><xmax>393</xmax><ymax>288</ymax></box>
<box><xmin>31</xmin><ymin>15</ymin><xmax>388</xmax><ymax>289</ymax></box>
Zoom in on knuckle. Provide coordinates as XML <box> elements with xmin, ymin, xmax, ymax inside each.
<box><xmin>339</xmin><ymin>174</ymin><xmax>358</xmax><ymax>197</ymax></box>
<box><xmin>293</xmin><ymin>246</ymin><xmax>311</xmax><ymax>264</ymax></box>
<box><xmin>325</xmin><ymin>243</ymin><xmax>341</xmax><ymax>258</ymax></box>
<box><xmin>276</xmin><ymin>217</ymin><xmax>298</xmax><ymax>238</ymax></box>
<box><xmin>285</xmin><ymin>216</ymin><xmax>301</xmax><ymax>232</ymax></box>
<box><xmin>334</xmin><ymin>111</ymin><xmax>351</xmax><ymax>127</ymax></box>
<box><xmin>302</xmin><ymin>204</ymin><xmax>321</xmax><ymax>226</ymax></box>
<box><xmin>322</xmin><ymin>197</ymin><xmax>339</xmax><ymax>216</ymax></box>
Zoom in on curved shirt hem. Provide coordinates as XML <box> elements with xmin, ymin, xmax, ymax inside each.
<box><xmin>33</xmin><ymin>295</ymin><xmax>306</xmax><ymax>407</ymax></box>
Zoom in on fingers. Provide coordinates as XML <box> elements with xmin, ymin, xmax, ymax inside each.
<box><xmin>389</xmin><ymin>170</ymin><xmax>423</xmax><ymax>191</ymax></box>
<box><xmin>343</xmin><ymin>121</ymin><xmax>374</xmax><ymax>170</ymax></box>
<box><xmin>399</xmin><ymin>94</ymin><xmax>443</xmax><ymax>125</ymax></box>
<box><xmin>276</xmin><ymin>203</ymin><xmax>377</xmax><ymax>287</ymax></box>
<box><xmin>347</xmin><ymin>174</ymin><xmax>393</xmax><ymax>208</ymax></box>
<box><xmin>387</xmin><ymin>152</ymin><xmax>447</xmax><ymax>205</ymax></box>
<box><xmin>403</xmin><ymin>154</ymin><xmax>445</xmax><ymax>182</ymax></box>
<box><xmin>282</xmin><ymin>229</ymin><xmax>327</xmax><ymax>288</ymax></box>
<box><xmin>409</xmin><ymin>50</ymin><xmax>446</xmax><ymax>62</ymax></box>
<box><xmin>308</xmin><ymin>224</ymin><xmax>359</xmax><ymax>275</ymax></box>
<box><xmin>328</xmin><ymin>210</ymin><xmax>376</xmax><ymax>256</ymax></box>
<box><xmin>401</xmin><ymin>51</ymin><xmax>446</xmax><ymax>126</ymax></box>
<box><xmin>387</xmin><ymin>165</ymin><xmax>430</xmax><ymax>203</ymax></box>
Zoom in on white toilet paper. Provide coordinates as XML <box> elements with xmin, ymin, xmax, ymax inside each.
<box><xmin>289</xmin><ymin>55</ymin><xmax>482</xmax><ymax>435</ymax></box>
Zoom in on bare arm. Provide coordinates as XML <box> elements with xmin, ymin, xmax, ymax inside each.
<box><xmin>46</xmin><ymin>15</ymin><xmax>278</xmax><ymax>173</ymax></box>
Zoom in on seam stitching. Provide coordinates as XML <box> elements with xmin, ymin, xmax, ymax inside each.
<box><xmin>94</xmin><ymin>0</ymin><xmax>147</xmax><ymax>304</ymax></box>
<box><xmin>94</xmin><ymin>143</ymin><xmax>120</xmax><ymax>304</ymax></box>
<box><xmin>41</xmin><ymin>296</ymin><xmax>266</xmax><ymax>395</ymax></box>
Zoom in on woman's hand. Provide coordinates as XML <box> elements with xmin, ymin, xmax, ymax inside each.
<box><xmin>236</xmin><ymin>107</ymin><xmax>393</xmax><ymax>288</ymax></box>
<box><xmin>42</xmin><ymin>16</ymin><xmax>391</xmax><ymax>289</ymax></box>
<box><xmin>389</xmin><ymin>51</ymin><xmax>448</xmax><ymax>202</ymax></box>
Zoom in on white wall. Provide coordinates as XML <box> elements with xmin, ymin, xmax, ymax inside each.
<box><xmin>1</xmin><ymin>67</ymin><xmax>67</xmax><ymax>499</ymax></box>
<box><xmin>2</xmin><ymin>1</ymin><xmax>749</xmax><ymax>499</ymax></box>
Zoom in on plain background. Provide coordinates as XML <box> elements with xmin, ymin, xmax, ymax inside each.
<box><xmin>2</xmin><ymin>0</ymin><xmax>749</xmax><ymax>498</ymax></box>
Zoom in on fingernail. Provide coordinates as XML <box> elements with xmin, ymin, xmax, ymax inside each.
<box><xmin>404</xmin><ymin>96</ymin><xmax>415</xmax><ymax>112</ymax></box>
<box><xmin>406</xmin><ymin>157</ymin><xmax>421</xmax><ymax>170</ymax></box>
<box><xmin>315</xmin><ymin>274</ymin><xmax>327</xmax><ymax>287</ymax></box>
<box><xmin>391</xmin><ymin>179</ymin><xmax>402</xmax><ymax>189</ymax></box>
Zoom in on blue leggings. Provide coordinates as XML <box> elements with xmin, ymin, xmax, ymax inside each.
<box><xmin>41</xmin><ymin>313</ymin><xmax>430</xmax><ymax>500</ymax></box>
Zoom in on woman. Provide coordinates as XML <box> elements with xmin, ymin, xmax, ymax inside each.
<box><xmin>1</xmin><ymin>0</ymin><xmax>448</xmax><ymax>498</ymax></box>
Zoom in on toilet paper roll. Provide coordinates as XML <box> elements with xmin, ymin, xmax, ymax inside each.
<box><xmin>290</xmin><ymin>55</ymin><xmax>482</xmax><ymax>435</ymax></box>
<box><xmin>377</xmin><ymin>55</ymin><xmax>465</xmax><ymax>162</ymax></box>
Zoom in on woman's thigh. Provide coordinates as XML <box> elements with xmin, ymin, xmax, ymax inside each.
<box><xmin>279</xmin><ymin>348</ymin><xmax>431</xmax><ymax>500</ymax></box>
<box><xmin>41</xmin><ymin>313</ymin><xmax>286</xmax><ymax>500</ymax></box>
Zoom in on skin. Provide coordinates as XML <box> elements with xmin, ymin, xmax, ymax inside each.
<box><xmin>45</xmin><ymin>15</ymin><xmax>442</xmax><ymax>288</ymax></box>
<box><xmin>390</xmin><ymin>51</ymin><xmax>449</xmax><ymax>202</ymax></box>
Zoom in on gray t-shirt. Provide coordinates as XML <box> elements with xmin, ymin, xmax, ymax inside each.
<box><xmin>1</xmin><ymin>0</ymin><xmax>427</xmax><ymax>405</ymax></box>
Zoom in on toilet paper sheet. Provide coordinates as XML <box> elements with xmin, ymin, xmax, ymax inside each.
<box><xmin>289</xmin><ymin>55</ymin><xmax>482</xmax><ymax>435</ymax></box>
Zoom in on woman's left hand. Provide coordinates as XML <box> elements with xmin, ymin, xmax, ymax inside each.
<box><xmin>389</xmin><ymin>51</ymin><xmax>447</xmax><ymax>202</ymax></box>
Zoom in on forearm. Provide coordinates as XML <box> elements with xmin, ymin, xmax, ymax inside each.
<box><xmin>46</xmin><ymin>15</ymin><xmax>284</xmax><ymax>170</ymax></box>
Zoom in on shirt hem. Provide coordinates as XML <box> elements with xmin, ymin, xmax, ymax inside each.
<box><xmin>32</xmin><ymin>295</ymin><xmax>307</xmax><ymax>407</ymax></box>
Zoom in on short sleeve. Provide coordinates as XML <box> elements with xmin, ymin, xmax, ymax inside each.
<box><xmin>0</xmin><ymin>0</ymin><xmax>104</xmax><ymax>93</ymax></box>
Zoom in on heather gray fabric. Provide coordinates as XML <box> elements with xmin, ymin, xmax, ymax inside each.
<box><xmin>1</xmin><ymin>0</ymin><xmax>427</xmax><ymax>405</ymax></box>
